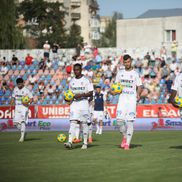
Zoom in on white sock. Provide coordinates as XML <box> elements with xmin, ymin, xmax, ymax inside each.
<box><xmin>126</xmin><ymin>121</ymin><xmax>134</xmax><ymax>145</ymax></box>
<box><xmin>82</xmin><ymin>123</ymin><xmax>88</xmax><ymax>145</ymax></box>
<box><xmin>88</xmin><ymin>124</ymin><xmax>92</xmax><ymax>138</ymax></box>
<box><xmin>118</xmin><ymin>120</ymin><xmax>127</xmax><ymax>138</ymax></box>
<box><xmin>20</xmin><ymin>122</ymin><xmax>26</xmax><ymax>139</ymax></box>
<box><xmin>75</xmin><ymin>123</ymin><xmax>80</xmax><ymax>139</ymax></box>
<box><xmin>68</xmin><ymin>122</ymin><xmax>77</xmax><ymax>143</ymax></box>
<box><xmin>99</xmin><ymin>123</ymin><xmax>102</xmax><ymax>134</ymax></box>
<box><xmin>96</xmin><ymin>122</ymin><xmax>99</xmax><ymax>134</ymax></box>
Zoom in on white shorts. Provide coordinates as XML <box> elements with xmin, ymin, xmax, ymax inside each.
<box><xmin>70</xmin><ymin>100</ymin><xmax>89</xmax><ymax>123</ymax></box>
<box><xmin>93</xmin><ymin>111</ymin><xmax>104</xmax><ymax>121</ymax></box>
<box><xmin>117</xmin><ymin>96</ymin><xmax>136</xmax><ymax>121</ymax></box>
<box><xmin>13</xmin><ymin>105</ymin><xmax>29</xmax><ymax>124</ymax></box>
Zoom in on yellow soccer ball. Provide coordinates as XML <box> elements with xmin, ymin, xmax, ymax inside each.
<box><xmin>174</xmin><ymin>96</ymin><xmax>182</xmax><ymax>107</ymax></box>
<box><xmin>111</xmin><ymin>83</ymin><xmax>123</xmax><ymax>94</ymax></box>
<box><xmin>22</xmin><ymin>96</ymin><xmax>30</xmax><ymax>104</ymax></box>
<box><xmin>57</xmin><ymin>133</ymin><xmax>67</xmax><ymax>142</ymax></box>
<box><xmin>63</xmin><ymin>90</ymin><xmax>74</xmax><ymax>102</ymax></box>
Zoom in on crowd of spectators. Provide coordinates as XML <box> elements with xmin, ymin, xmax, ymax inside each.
<box><xmin>0</xmin><ymin>41</ymin><xmax>181</xmax><ymax>106</ymax></box>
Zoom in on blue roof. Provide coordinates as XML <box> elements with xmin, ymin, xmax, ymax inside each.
<box><xmin>137</xmin><ymin>8</ymin><xmax>182</xmax><ymax>19</ymax></box>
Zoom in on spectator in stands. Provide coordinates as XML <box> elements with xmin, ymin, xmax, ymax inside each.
<box><xmin>11</xmin><ymin>55</ymin><xmax>19</xmax><ymax>66</ymax></box>
<box><xmin>39</xmin><ymin>58</ymin><xmax>46</xmax><ymax>71</ymax></box>
<box><xmin>46</xmin><ymin>59</ymin><xmax>52</xmax><ymax>70</ymax></box>
<box><xmin>66</xmin><ymin>64</ymin><xmax>72</xmax><ymax>75</ymax></box>
<box><xmin>52</xmin><ymin>42</ymin><xmax>59</xmax><ymax>59</ymax></box>
<box><xmin>160</xmin><ymin>46</ymin><xmax>167</xmax><ymax>61</ymax></box>
<box><xmin>0</xmin><ymin>62</ymin><xmax>8</xmax><ymax>76</ymax></box>
<box><xmin>55</xmin><ymin>85</ymin><xmax>61</xmax><ymax>98</ymax></box>
<box><xmin>29</xmin><ymin>74</ymin><xmax>37</xmax><ymax>86</ymax></box>
<box><xmin>171</xmin><ymin>40</ymin><xmax>178</xmax><ymax>58</ymax></box>
<box><xmin>38</xmin><ymin>81</ymin><xmax>45</xmax><ymax>96</ymax></box>
<box><xmin>47</xmin><ymin>85</ymin><xmax>54</xmax><ymax>96</ymax></box>
<box><xmin>25</xmin><ymin>53</ymin><xmax>33</xmax><ymax>65</ymax></box>
<box><xmin>43</xmin><ymin>40</ymin><xmax>50</xmax><ymax>59</ymax></box>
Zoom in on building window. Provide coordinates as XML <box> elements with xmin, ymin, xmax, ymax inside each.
<box><xmin>91</xmin><ymin>31</ymin><xmax>100</xmax><ymax>40</ymax></box>
<box><xmin>165</xmin><ymin>30</ymin><xmax>176</xmax><ymax>42</ymax></box>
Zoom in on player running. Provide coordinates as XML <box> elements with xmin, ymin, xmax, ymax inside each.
<box><xmin>64</xmin><ymin>63</ymin><xmax>94</xmax><ymax>150</ymax></box>
<box><xmin>112</xmin><ymin>54</ymin><xmax>142</xmax><ymax>150</ymax></box>
<box><xmin>10</xmin><ymin>78</ymin><xmax>33</xmax><ymax>142</ymax></box>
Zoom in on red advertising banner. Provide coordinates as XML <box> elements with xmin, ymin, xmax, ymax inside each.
<box><xmin>1</xmin><ymin>104</ymin><xmax>177</xmax><ymax>119</ymax></box>
<box><xmin>137</xmin><ymin>104</ymin><xmax>180</xmax><ymax>118</ymax></box>
<box><xmin>37</xmin><ymin>105</ymin><xmax>70</xmax><ymax>118</ymax></box>
<box><xmin>0</xmin><ymin>106</ymin><xmax>35</xmax><ymax>119</ymax></box>
<box><xmin>37</xmin><ymin>104</ymin><xmax>180</xmax><ymax>119</ymax></box>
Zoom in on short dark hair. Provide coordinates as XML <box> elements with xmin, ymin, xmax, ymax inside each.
<box><xmin>123</xmin><ymin>54</ymin><xmax>131</xmax><ymax>61</ymax></box>
<box><xmin>74</xmin><ymin>63</ymin><xmax>82</xmax><ymax>69</ymax></box>
<box><xmin>16</xmin><ymin>78</ymin><xmax>24</xmax><ymax>84</ymax></box>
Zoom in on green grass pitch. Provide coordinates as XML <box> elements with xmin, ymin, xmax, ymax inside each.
<box><xmin>0</xmin><ymin>131</ymin><xmax>182</xmax><ymax>182</ymax></box>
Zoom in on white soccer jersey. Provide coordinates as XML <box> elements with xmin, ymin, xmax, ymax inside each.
<box><xmin>115</xmin><ymin>69</ymin><xmax>142</xmax><ymax>121</ymax></box>
<box><xmin>69</xmin><ymin>75</ymin><xmax>94</xmax><ymax>122</ymax></box>
<box><xmin>69</xmin><ymin>76</ymin><xmax>94</xmax><ymax>96</ymax></box>
<box><xmin>12</xmin><ymin>86</ymin><xmax>33</xmax><ymax>123</ymax></box>
<box><xmin>12</xmin><ymin>86</ymin><xmax>33</xmax><ymax>106</ymax></box>
<box><xmin>171</xmin><ymin>73</ymin><xmax>182</xmax><ymax>97</ymax></box>
<box><xmin>115</xmin><ymin>69</ymin><xmax>142</xmax><ymax>99</ymax></box>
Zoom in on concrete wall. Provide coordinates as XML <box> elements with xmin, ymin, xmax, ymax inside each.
<box><xmin>117</xmin><ymin>16</ymin><xmax>182</xmax><ymax>50</ymax></box>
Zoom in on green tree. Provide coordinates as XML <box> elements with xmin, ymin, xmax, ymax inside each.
<box><xmin>0</xmin><ymin>0</ymin><xmax>24</xmax><ymax>49</ymax></box>
<box><xmin>66</xmin><ymin>24</ymin><xmax>83</xmax><ymax>48</ymax></box>
<box><xmin>97</xmin><ymin>11</ymin><xmax>123</xmax><ymax>47</ymax></box>
<box><xmin>17</xmin><ymin>0</ymin><xmax>67</xmax><ymax>48</ymax></box>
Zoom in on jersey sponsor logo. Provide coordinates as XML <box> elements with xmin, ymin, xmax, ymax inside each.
<box><xmin>120</xmin><ymin>79</ymin><xmax>134</xmax><ymax>83</ymax></box>
<box><xmin>70</xmin><ymin>86</ymin><xmax>85</xmax><ymax>91</ymax></box>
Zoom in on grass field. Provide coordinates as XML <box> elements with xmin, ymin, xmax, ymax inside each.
<box><xmin>0</xmin><ymin>131</ymin><xmax>182</xmax><ymax>182</ymax></box>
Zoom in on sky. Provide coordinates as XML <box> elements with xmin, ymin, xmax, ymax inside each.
<box><xmin>97</xmin><ymin>0</ymin><xmax>182</xmax><ymax>19</ymax></box>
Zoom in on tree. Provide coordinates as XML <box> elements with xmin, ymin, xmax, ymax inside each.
<box><xmin>66</xmin><ymin>24</ymin><xmax>83</xmax><ymax>48</ymax></box>
<box><xmin>17</xmin><ymin>0</ymin><xmax>67</xmax><ymax>48</ymax></box>
<box><xmin>97</xmin><ymin>11</ymin><xmax>123</xmax><ymax>47</ymax></box>
<box><xmin>0</xmin><ymin>0</ymin><xmax>24</xmax><ymax>49</ymax></box>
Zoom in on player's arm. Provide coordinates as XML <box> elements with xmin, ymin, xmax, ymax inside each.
<box><xmin>74</xmin><ymin>91</ymin><xmax>93</xmax><ymax>100</ymax></box>
<box><xmin>9</xmin><ymin>97</ymin><xmax>15</xmax><ymax>111</ymax></box>
<box><xmin>168</xmin><ymin>89</ymin><xmax>179</xmax><ymax>108</ymax></box>
<box><xmin>137</xmin><ymin>85</ymin><xmax>142</xmax><ymax>102</ymax></box>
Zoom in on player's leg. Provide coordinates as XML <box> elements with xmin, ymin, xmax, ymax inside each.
<box><xmin>116</xmin><ymin>99</ymin><xmax>127</xmax><ymax>148</ymax></box>
<box><xmin>73</xmin><ymin>123</ymin><xmax>81</xmax><ymax>143</ymax></box>
<box><xmin>124</xmin><ymin>101</ymin><xmax>136</xmax><ymax>150</ymax></box>
<box><xmin>88</xmin><ymin>123</ymin><xmax>93</xmax><ymax>143</ymax></box>
<box><xmin>80</xmin><ymin>110</ymin><xmax>90</xmax><ymax>149</ymax></box>
<box><xmin>117</xmin><ymin>119</ymin><xmax>127</xmax><ymax>148</ymax></box>
<box><xmin>19</xmin><ymin>121</ymin><xmax>26</xmax><ymax>142</ymax></box>
<box><xmin>125</xmin><ymin>120</ymin><xmax>134</xmax><ymax>150</ymax></box>
<box><xmin>98</xmin><ymin>120</ymin><xmax>103</xmax><ymax>135</ymax></box>
<box><xmin>64</xmin><ymin>120</ymin><xmax>77</xmax><ymax>149</ymax></box>
<box><xmin>81</xmin><ymin>123</ymin><xmax>89</xmax><ymax>149</ymax></box>
<box><xmin>14</xmin><ymin>108</ymin><xmax>28</xmax><ymax>142</ymax></box>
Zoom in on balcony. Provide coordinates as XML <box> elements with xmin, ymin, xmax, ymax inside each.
<box><xmin>71</xmin><ymin>0</ymin><xmax>81</xmax><ymax>7</ymax></box>
<box><xmin>71</xmin><ymin>13</ymin><xmax>81</xmax><ymax>20</ymax></box>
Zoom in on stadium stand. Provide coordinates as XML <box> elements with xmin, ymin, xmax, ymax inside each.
<box><xmin>0</xmin><ymin>46</ymin><xmax>181</xmax><ymax>106</ymax></box>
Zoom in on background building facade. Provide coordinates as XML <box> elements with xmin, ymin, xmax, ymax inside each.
<box><xmin>117</xmin><ymin>9</ymin><xmax>182</xmax><ymax>50</ymax></box>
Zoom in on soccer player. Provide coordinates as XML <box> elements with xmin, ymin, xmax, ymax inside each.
<box><xmin>10</xmin><ymin>78</ymin><xmax>33</xmax><ymax>142</ymax></box>
<box><xmin>168</xmin><ymin>72</ymin><xmax>182</xmax><ymax>115</ymax></box>
<box><xmin>112</xmin><ymin>54</ymin><xmax>142</xmax><ymax>150</ymax></box>
<box><xmin>93</xmin><ymin>85</ymin><xmax>105</xmax><ymax>135</ymax></box>
<box><xmin>64</xmin><ymin>63</ymin><xmax>94</xmax><ymax>149</ymax></box>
